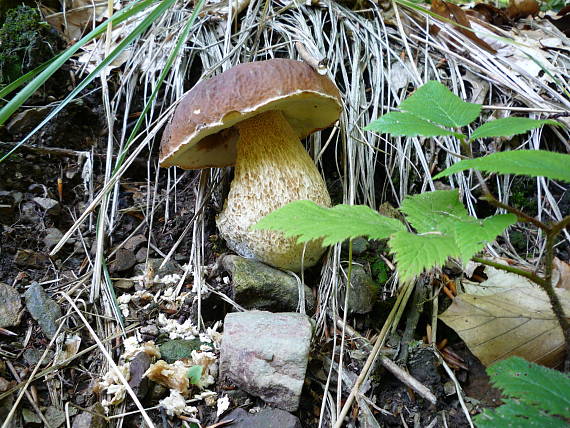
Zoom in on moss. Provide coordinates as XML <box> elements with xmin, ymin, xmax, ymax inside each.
<box><xmin>0</xmin><ymin>5</ymin><xmax>62</xmax><ymax>85</ymax></box>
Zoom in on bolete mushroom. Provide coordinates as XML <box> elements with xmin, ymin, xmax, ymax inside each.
<box><xmin>160</xmin><ymin>59</ymin><xmax>342</xmax><ymax>272</ymax></box>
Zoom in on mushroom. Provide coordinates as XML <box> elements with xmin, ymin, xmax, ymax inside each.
<box><xmin>160</xmin><ymin>59</ymin><xmax>342</xmax><ymax>272</ymax></box>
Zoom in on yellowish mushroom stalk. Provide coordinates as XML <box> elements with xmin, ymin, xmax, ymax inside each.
<box><xmin>216</xmin><ymin>110</ymin><xmax>331</xmax><ymax>272</ymax></box>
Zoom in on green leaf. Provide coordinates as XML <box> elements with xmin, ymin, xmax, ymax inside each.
<box><xmin>434</xmin><ymin>150</ymin><xmax>570</xmax><ymax>183</ymax></box>
<box><xmin>474</xmin><ymin>357</ymin><xmax>570</xmax><ymax>428</ymax></box>
<box><xmin>453</xmin><ymin>214</ymin><xmax>516</xmax><ymax>262</ymax></box>
<box><xmin>470</xmin><ymin>117</ymin><xmax>560</xmax><ymax>141</ymax></box>
<box><xmin>252</xmin><ymin>200</ymin><xmax>406</xmax><ymax>247</ymax></box>
<box><xmin>400</xmin><ymin>190</ymin><xmax>514</xmax><ymax>267</ymax></box>
<box><xmin>400</xmin><ymin>190</ymin><xmax>470</xmax><ymax>234</ymax></box>
<box><xmin>389</xmin><ymin>232</ymin><xmax>461</xmax><ymax>281</ymax></box>
<box><xmin>399</xmin><ymin>80</ymin><xmax>481</xmax><ymax>128</ymax></box>
<box><xmin>187</xmin><ymin>365</ymin><xmax>203</xmax><ymax>386</ymax></box>
<box><xmin>364</xmin><ymin>112</ymin><xmax>460</xmax><ymax>138</ymax></box>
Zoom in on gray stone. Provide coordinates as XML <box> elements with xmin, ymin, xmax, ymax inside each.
<box><xmin>221</xmin><ymin>407</ymin><xmax>301</xmax><ymax>428</ymax></box>
<box><xmin>33</xmin><ymin>197</ymin><xmax>61</xmax><ymax>216</ymax></box>
<box><xmin>20</xmin><ymin>201</ymin><xmax>41</xmax><ymax>223</ymax></box>
<box><xmin>14</xmin><ymin>249</ymin><xmax>49</xmax><ymax>267</ymax></box>
<box><xmin>44</xmin><ymin>228</ymin><xmax>64</xmax><ymax>251</ymax></box>
<box><xmin>111</xmin><ymin>248</ymin><xmax>137</xmax><ymax>272</ymax></box>
<box><xmin>124</xmin><ymin>234</ymin><xmax>147</xmax><ymax>250</ymax></box>
<box><xmin>72</xmin><ymin>403</ymin><xmax>106</xmax><ymax>428</ymax></box>
<box><xmin>220</xmin><ymin>311</ymin><xmax>313</xmax><ymax>411</ymax></box>
<box><xmin>221</xmin><ymin>255</ymin><xmax>315</xmax><ymax>313</ymax></box>
<box><xmin>24</xmin><ymin>282</ymin><xmax>63</xmax><ymax>339</ymax></box>
<box><xmin>342</xmin><ymin>265</ymin><xmax>379</xmax><ymax>314</ymax></box>
<box><xmin>21</xmin><ymin>408</ymin><xmax>41</xmax><ymax>424</ymax></box>
<box><xmin>159</xmin><ymin>339</ymin><xmax>202</xmax><ymax>363</ymax></box>
<box><xmin>134</xmin><ymin>258</ymin><xmax>182</xmax><ymax>277</ymax></box>
<box><xmin>23</xmin><ymin>349</ymin><xmax>54</xmax><ymax>367</ymax></box>
<box><xmin>45</xmin><ymin>406</ymin><xmax>71</xmax><ymax>428</ymax></box>
<box><xmin>0</xmin><ymin>282</ymin><xmax>22</xmax><ymax>328</ymax></box>
<box><xmin>342</xmin><ymin>237</ymin><xmax>369</xmax><ymax>256</ymax></box>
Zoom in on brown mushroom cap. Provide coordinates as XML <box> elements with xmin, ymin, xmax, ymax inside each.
<box><xmin>159</xmin><ymin>59</ymin><xmax>342</xmax><ymax>169</ymax></box>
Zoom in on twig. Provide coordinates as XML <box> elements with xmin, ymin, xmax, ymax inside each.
<box><xmin>336</xmin><ymin>317</ymin><xmax>437</xmax><ymax>406</ymax></box>
<box><xmin>5</xmin><ymin>361</ymin><xmax>52</xmax><ymax>428</ymax></box>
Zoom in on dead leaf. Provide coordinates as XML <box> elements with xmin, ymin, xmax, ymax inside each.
<box><xmin>430</xmin><ymin>0</ymin><xmax>497</xmax><ymax>53</ymax></box>
<box><xmin>554</xmin><ymin>257</ymin><xmax>570</xmax><ymax>290</ymax></box>
<box><xmin>505</xmin><ymin>0</ymin><xmax>539</xmax><ymax>21</ymax></box>
<box><xmin>439</xmin><ymin>264</ymin><xmax>570</xmax><ymax>368</ymax></box>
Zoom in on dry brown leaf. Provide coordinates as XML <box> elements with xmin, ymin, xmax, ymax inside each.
<box><xmin>554</xmin><ymin>257</ymin><xmax>570</xmax><ymax>290</ymax></box>
<box><xmin>505</xmin><ymin>0</ymin><xmax>539</xmax><ymax>21</ymax></box>
<box><xmin>439</xmin><ymin>264</ymin><xmax>570</xmax><ymax>368</ymax></box>
<box><xmin>430</xmin><ymin>0</ymin><xmax>496</xmax><ymax>53</ymax></box>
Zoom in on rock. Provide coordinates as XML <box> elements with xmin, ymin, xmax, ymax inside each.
<box><xmin>22</xmin><ymin>408</ymin><xmax>41</xmax><ymax>424</ymax></box>
<box><xmin>159</xmin><ymin>339</ymin><xmax>202</xmax><ymax>363</ymax></box>
<box><xmin>220</xmin><ymin>311</ymin><xmax>313</xmax><ymax>411</ymax></box>
<box><xmin>134</xmin><ymin>258</ymin><xmax>182</xmax><ymax>278</ymax></box>
<box><xmin>14</xmin><ymin>249</ymin><xmax>49</xmax><ymax>267</ymax></box>
<box><xmin>341</xmin><ymin>237</ymin><xmax>369</xmax><ymax>256</ymax></box>
<box><xmin>139</xmin><ymin>324</ymin><xmax>159</xmax><ymax>337</ymax></box>
<box><xmin>33</xmin><ymin>197</ymin><xmax>60</xmax><ymax>216</ymax></box>
<box><xmin>45</xmin><ymin>406</ymin><xmax>71</xmax><ymax>428</ymax></box>
<box><xmin>0</xmin><ymin>395</ymin><xmax>21</xmax><ymax>428</ymax></box>
<box><xmin>128</xmin><ymin>352</ymin><xmax>151</xmax><ymax>399</ymax></box>
<box><xmin>135</xmin><ymin>247</ymin><xmax>148</xmax><ymax>262</ymax></box>
<box><xmin>0</xmin><ymin>282</ymin><xmax>22</xmax><ymax>328</ymax></box>
<box><xmin>111</xmin><ymin>248</ymin><xmax>137</xmax><ymax>273</ymax></box>
<box><xmin>341</xmin><ymin>264</ymin><xmax>378</xmax><ymax>314</ymax></box>
<box><xmin>124</xmin><ymin>234</ymin><xmax>147</xmax><ymax>250</ymax></box>
<box><xmin>220</xmin><ymin>255</ymin><xmax>315</xmax><ymax>313</ymax></box>
<box><xmin>24</xmin><ymin>282</ymin><xmax>63</xmax><ymax>339</ymax></box>
<box><xmin>23</xmin><ymin>348</ymin><xmax>54</xmax><ymax>367</ymax></box>
<box><xmin>44</xmin><ymin>228</ymin><xmax>64</xmax><ymax>251</ymax></box>
<box><xmin>72</xmin><ymin>403</ymin><xmax>107</xmax><ymax>428</ymax></box>
<box><xmin>221</xmin><ymin>407</ymin><xmax>302</xmax><ymax>428</ymax></box>
<box><xmin>20</xmin><ymin>201</ymin><xmax>40</xmax><ymax>223</ymax></box>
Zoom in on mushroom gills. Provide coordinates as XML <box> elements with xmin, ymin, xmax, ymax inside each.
<box><xmin>216</xmin><ymin>110</ymin><xmax>331</xmax><ymax>272</ymax></box>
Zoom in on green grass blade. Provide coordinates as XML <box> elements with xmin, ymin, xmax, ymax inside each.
<box><xmin>114</xmin><ymin>0</ymin><xmax>205</xmax><ymax>171</ymax></box>
<box><xmin>0</xmin><ymin>55</ymin><xmax>60</xmax><ymax>99</ymax></box>
<box><xmin>434</xmin><ymin>150</ymin><xmax>570</xmax><ymax>183</ymax></box>
<box><xmin>0</xmin><ymin>0</ymin><xmax>175</xmax><ymax>163</ymax></box>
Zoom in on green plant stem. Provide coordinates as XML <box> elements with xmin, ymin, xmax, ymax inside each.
<box><xmin>471</xmin><ymin>257</ymin><xmax>547</xmax><ymax>288</ymax></box>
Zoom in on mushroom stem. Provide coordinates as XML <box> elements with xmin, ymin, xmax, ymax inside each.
<box><xmin>216</xmin><ymin>110</ymin><xmax>331</xmax><ymax>271</ymax></box>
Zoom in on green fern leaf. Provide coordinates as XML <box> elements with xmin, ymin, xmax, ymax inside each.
<box><xmin>434</xmin><ymin>150</ymin><xmax>570</xmax><ymax>183</ymax></box>
<box><xmin>474</xmin><ymin>357</ymin><xmax>570</xmax><ymax>428</ymax></box>
<box><xmin>398</xmin><ymin>80</ymin><xmax>481</xmax><ymax>128</ymax></box>
<box><xmin>252</xmin><ymin>200</ymin><xmax>406</xmax><ymax>247</ymax></box>
<box><xmin>389</xmin><ymin>232</ymin><xmax>461</xmax><ymax>281</ymax></box>
<box><xmin>364</xmin><ymin>112</ymin><xmax>460</xmax><ymax>138</ymax></box>
<box><xmin>469</xmin><ymin>117</ymin><xmax>560</xmax><ymax>141</ymax></box>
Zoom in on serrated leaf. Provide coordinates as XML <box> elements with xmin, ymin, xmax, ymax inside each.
<box><xmin>253</xmin><ymin>200</ymin><xmax>406</xmax><ymax>247</ymax></box>
<box><xmin>400</xmin><ymin>190</ymin><xmax>469</xmax><ymax>234</ymax></box>
<box><xmin>475</xmin><ymin>398</ymin><xmax>569</xmax><ymax>428</ymax></box>
<box><xmin>364</xmin><ymin>112</ymin><xmax>459</xmax><ymax>138</ymax></box>
<box><xmin>434</xmin><ymin>150</ymin><xmax>570</xmax><ymax>183</ymax></box>
<box><xmin>389</xmin><ymin>231</ymin><xmax>461</xmax><ymax>281</ymax></box>
<box><xmin>470</xmin><ymin>117</ymin><xmax>560</xmax><ymax>141</ymax></box>
<box><xmin>454</xmin><ymin>214</ymin><xmax>516</xmax><ymax>262</ymax></box>
<box><xmin>486</xmin><ymin>357</ymin><xmax>570</xmax><ymax>418</ymax></box>
<box><xmin>399</xmin><ymin>80</ymin><xmax>481</xmax><ymax>127</ymax></box>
